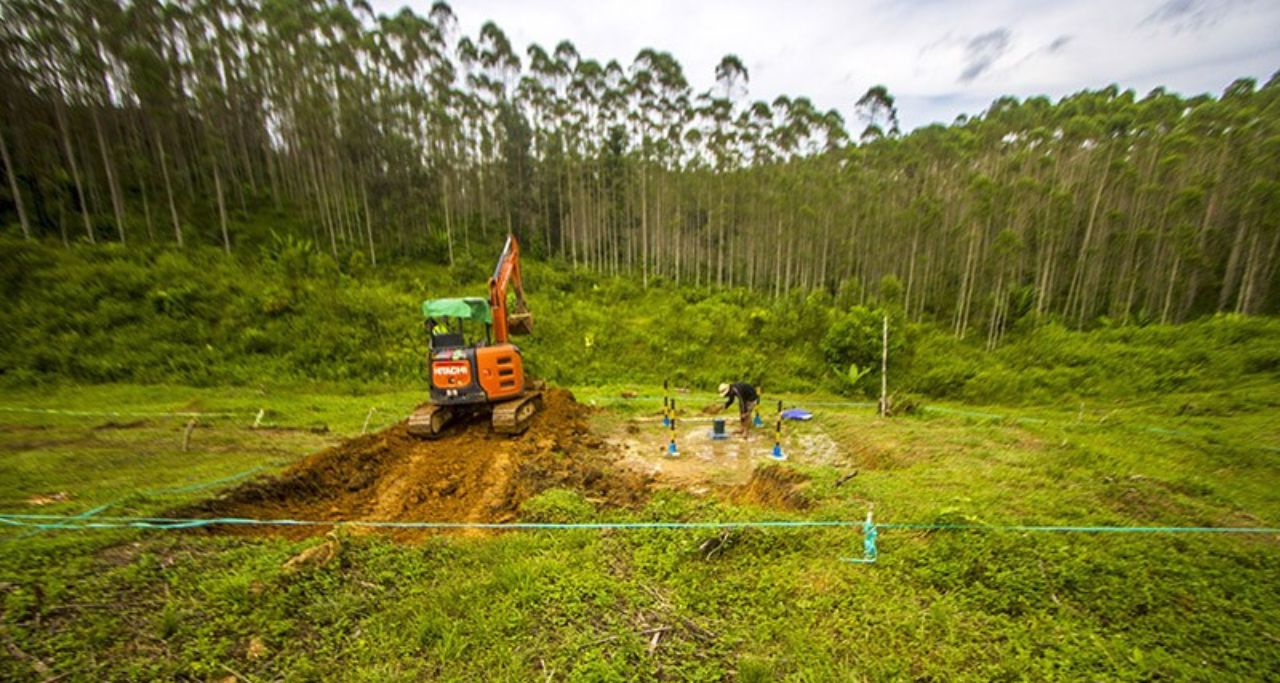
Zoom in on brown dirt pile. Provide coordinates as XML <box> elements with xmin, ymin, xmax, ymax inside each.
<box><xmin>733</xmin><ymin>464</ymin><xmax>812</xmax><ymax>510</ymax></box>
<box><xmin>189</xmin><ymin>389</ymin><xmax>652</xmax><ymax>540</ymax></box>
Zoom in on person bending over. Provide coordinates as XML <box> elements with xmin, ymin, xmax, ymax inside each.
<box><xmin>719</xmin><ymin>382</ymin><xmax>759</xmax><ymax>435</ymax></box>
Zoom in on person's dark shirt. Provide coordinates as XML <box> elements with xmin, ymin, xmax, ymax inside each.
<box><xmin>724</xmin><ymin>382</ymin><xmax>758</xmax><ymax>409</ymax></box>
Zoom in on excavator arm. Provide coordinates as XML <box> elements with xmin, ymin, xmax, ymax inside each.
<box><xmin>489</xmin><ymin>234</ymin><xmax>532</xmax><ymax>343</ymax></box>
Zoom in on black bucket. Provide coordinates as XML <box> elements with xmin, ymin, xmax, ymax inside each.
<box><xmin>712</xmin><ymin>418</ymin><xmax>726</xmax><ymax>437</ymax></box>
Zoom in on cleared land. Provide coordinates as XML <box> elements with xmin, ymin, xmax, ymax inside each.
<box><xmin>1</xmin><ymin>382</ymin><xmax>1278</xmax><ymax>681</ymax></box>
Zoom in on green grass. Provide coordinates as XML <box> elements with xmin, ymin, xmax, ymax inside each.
<box><xmin>1</xmin><ymin>382</ymin><xmax>1279</xmax><ymax>681</ymax></box>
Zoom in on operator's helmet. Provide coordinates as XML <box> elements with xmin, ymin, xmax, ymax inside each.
<box><xmin>718</xmin><ymin>383</ymin><xmax>731</xmax><ymax>397</ymax></box>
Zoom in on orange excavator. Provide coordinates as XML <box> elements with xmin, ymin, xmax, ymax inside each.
<box><xmin>407</xmin><ymin>235</ymin><xmax>542</xmax><ymax>438</ymax></box>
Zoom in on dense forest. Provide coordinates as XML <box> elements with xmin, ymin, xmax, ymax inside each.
<box><xmin>1</xmin><ymin>0</ymin><xmax>1278</xmax><ymax>344</ymax></box>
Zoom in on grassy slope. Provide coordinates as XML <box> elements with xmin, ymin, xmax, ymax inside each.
<box><xmin>10</xmin><ymin>238</ymin><xmax>1276</xmax><ymax>403</ymax></box>
<box><xmin>1</xmin><ymin>381</ymin><xmax>1278</xmax><ymax>681</ymax></box>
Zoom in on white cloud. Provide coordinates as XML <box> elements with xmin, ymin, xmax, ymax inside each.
<box><xmin>372</xmin><ymin>0</ymin><xmax>1280</xmax><ymax>130</ymax></box>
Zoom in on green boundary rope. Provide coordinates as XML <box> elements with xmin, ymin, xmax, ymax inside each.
<box><xmin>4</xmin><ymin>398</ymin><xmax>1271</xmax><ymax>449</ymax></box>
<box><xmin>8</xmin><ymin>503</ymin><xmax>115</xmax><ymax>542</ymax></box>
<box><xmin>1</xmin><ymin>465</ymin><xmax>271</xmax><ymax>544</ymax></box>
<box><xmin>5</xmin><ymin>395</ymin><xmax>1278</xmax><ymax>551</ymax></box>
<box><xmin>579</xmin><ymin>393</ymin><xmax>878</xmax><ymax>409</ymax></box>
<box><xmin>583</xmin><ymin>394</ymin><xmax>1280</xmax><ymax>449</ymax></box>
<box><xmin>0</xmin><ymin>515</ymin><xmax>862</xmax><ymax>530</ymax></box>
<box><xmin>146</xmin><ymin>466</ymin><xmax>269</xmax><ymax>496</ymax></box>
<box><xmin>0</xmin><ymin>406</ymin><xmax>245</xmax><ymax>418</ymax></box>
<box><xmin>1</xmin><ymin>513</ymin><xmax>1276</xmax><ymax>535</ymax></box>
<box><xmin>881</xmin><ymin>523</ymin><xmax>1280</xmax><ymax>534</ymax></box>
<box><xmin>5</xmin><ymin>511</ymin><xmax>1277</xmax><ymax>567</ymax></box>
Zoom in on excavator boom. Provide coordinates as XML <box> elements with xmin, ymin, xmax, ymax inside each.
<box><xmin>490</xmin><ymin>234</ymin><xmax>533</xmax><ymax>342</ymax></box>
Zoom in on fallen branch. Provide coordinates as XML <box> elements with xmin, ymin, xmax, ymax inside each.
<box><xmin>43</xmin><ymin>603</ymin><xmax>115</xmax><ymax>614</ymax></box>
<box><xmin>2</xmin><ymin>626</ymin><xmax>50</xmax><ymax>676</ymax></box>
<box><xmin>581</xmin><ymin>626</ymin><xmax>671</xmax><ymax>649</ymax></box>
<box><xmin>638</xmin><ymin>584</ymin><xmax>719</xmax><ymax>642</ymax></box>
<box><xmin>647</xmin><ymin>628</ymin><xmax>663</xmax><ymax>654</ymax></box>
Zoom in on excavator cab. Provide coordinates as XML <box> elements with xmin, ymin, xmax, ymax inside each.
<box><xmin>423</xmin><ymin>297</ymin><xmax>492</xmax><ymax>351</ymax></box>
<box><xmin>420</xmin><ymin>297</ymin><xmax>517</xmax><ymax>404</ymax></box>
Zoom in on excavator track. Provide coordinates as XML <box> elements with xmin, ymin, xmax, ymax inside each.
<box><xmin>491</xmin><ymin>391</ymin><xmax>543</xmax><ymax>435</ymax></box>
<box><xmin>407</xmin><ymin>403</ymin><xmax>454</xmax><ymax>439</ymax></box>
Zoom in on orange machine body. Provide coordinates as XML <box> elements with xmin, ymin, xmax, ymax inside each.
<box><xmin>428</xmin><ymin>342</ymin><xmax>526</xmax><ymax>405</ymax></box>
<box><xmin>412</xmin><ymin>235</ymin><xmax>537</xmax><ymax>436</ymax></box>
<box><xmin>473</xmin><ymin>344</ymin><xmax>524</xmax><ymax>399</ymax></box>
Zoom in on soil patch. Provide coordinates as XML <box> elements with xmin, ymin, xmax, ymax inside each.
<box><xmin>0</xmin><ymin>424</ymin><xmax>50</xmax><ymax>432</ymax></box>
<box><xmin>187</xmin><ymin>389</ymin><xmax>653</xmax><ymax>540</ymax></box>
<box><xmin>94</xmin><ymin>419</ymin><xmax>150</xmax><ymax>430</ymax></box>
<box><xmin>733</xmin><ymin>465</ymin><xmax>812</xmax><ymax>510</ymax></box>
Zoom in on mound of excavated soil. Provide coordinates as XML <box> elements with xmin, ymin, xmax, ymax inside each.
<box><xmin>189</xmin><ymin>389</ymin><xmax>653</xmax><ymax>540</ymax></box>
<box><xmin>733</xmin><ymin>464</ymin><xmax>812</xmax><ymax>510</ymax></box>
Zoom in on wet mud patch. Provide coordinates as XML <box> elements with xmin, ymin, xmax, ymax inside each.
<box><xmin>607</xmin><ymin>416</ymin><xmax>850</xmax><ymax>493</ymax></box>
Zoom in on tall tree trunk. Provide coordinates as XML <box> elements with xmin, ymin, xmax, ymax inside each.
<box><xmin>156</xmin><ymin>131</ymin><xmax>183</xmax><ymax>247</ymax></box>
<box><xmin>1066</xmin><ymin>150</ymin><xmax>1111</xmax><ymax>325</ymax></box>
<box><xmin>139</xmin><ymin>178</ymin><xmax>155</xmax><ymax>242</ymax></box>
<box><xmin>53</xmin><ymin>97</ymin><xmax>93</xmax><ymax>243</ymax></box>
<box><xmin>361</xmin><ymin>179</ymin><xmax>377</xmax><ymax>267</ymax></box>
<box><xmin>213</xmin><ymin>162</ymin><xmax>230</xmax><ymax>254</ymax></box>
<box><xmin>0</xmin><ymin>125</ymin><xmax>30</xmax><ymax>240</ymax></box>
<box><xmin>91</xmin><ymin>108</ymin><xmax>127</xmax><ymax>243</ymax></box>
<box><xmin>640</xmin><ymin>165</ymin><xmax>648</xmax><ymax>287</ymax></box>
<box><xmin>1218</xmin><ymin>220</ymin><xmax>1248</xmax><ymax>311</ymax></box>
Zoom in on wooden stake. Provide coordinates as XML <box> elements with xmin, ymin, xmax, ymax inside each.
<box><xmin>662</xmin><ymin>379</ymin><xmax>670</xmax><ymax>427</ymax></box>
<box><xmin>771</xmin><ymin>399</ymin><xmax>784</xmax><ymax>459</ymax></box>
<box><xmin>182</xmin><ymin>418</ymin><xmax>197</xmax><ymax>452</ymax></box>
<box><xmin>667</xmin><ymin>399</ymin><xmax>678</xmax><ymax>456</ymax></box>
<box><xmin>362</xmin><ymin>407</ymin><xmax>376</xmax><ymax>434</ymax></box>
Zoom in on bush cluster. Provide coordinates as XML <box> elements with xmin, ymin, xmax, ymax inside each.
<box><xmin>2</xmin><ymin>238</ymin><xmax>1276</xmax><ymax>403</ymax></box>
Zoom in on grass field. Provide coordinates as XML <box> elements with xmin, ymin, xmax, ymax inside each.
<box><xmin>2</xmin><ymin>381</ymin><xmax>1278</xmax><ymax>681</ymax></box>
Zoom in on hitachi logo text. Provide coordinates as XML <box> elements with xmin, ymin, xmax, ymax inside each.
<box><xmin>434</xmin><ymin>365</ymin><xmax>468</xmax><ymax>376</ymax></box>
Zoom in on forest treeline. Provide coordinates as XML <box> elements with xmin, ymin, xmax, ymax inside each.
<box><xmin>1</xmin><ymin>0</ymin><xmax>1278</xmax><ymax>343</ymax></box>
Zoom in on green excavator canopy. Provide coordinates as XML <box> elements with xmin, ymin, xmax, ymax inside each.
<box><xmin>421</xmin><ymin>297</ymin><xmax>492</xmax><ymax>324</ymax></box>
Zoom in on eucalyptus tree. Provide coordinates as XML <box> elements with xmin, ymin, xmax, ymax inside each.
<box><xmin>855</xmin><ymin>85</ymin><xmax>899</xmax><ymax>141</ymax></box>
<box><xmin>699</xmin><ymin>54</ymin><xmax>748</xmax><ymax>287</ymax></box>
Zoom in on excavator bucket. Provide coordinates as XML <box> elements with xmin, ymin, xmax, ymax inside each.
<box><xmin>508</xmin><ymin>311</ymin><xmax>533</xmax><ymax>336</ymax></box>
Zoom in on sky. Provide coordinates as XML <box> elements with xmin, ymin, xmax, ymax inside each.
<box><xmin>370</xmin><ymin>0</ymin><xmax>1280</xmax><ymax>131</ymax></box>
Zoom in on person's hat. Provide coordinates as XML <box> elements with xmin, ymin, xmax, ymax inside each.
<box><xmin>718</xmin><ymin>383</ymin><xmax>730</xmax><ymax>397</ymax></box>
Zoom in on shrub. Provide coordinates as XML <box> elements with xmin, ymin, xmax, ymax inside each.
<box><xmin>521</xmin><ymin>489</ymin><xmax>596</xmax><ymax>523</ymax></box>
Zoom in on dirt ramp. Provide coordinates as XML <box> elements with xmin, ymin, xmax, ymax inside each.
<box><xmin>190</xmin><ymin>388</ymin><xmax>651</xmax><ymax>540</ymax></box>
